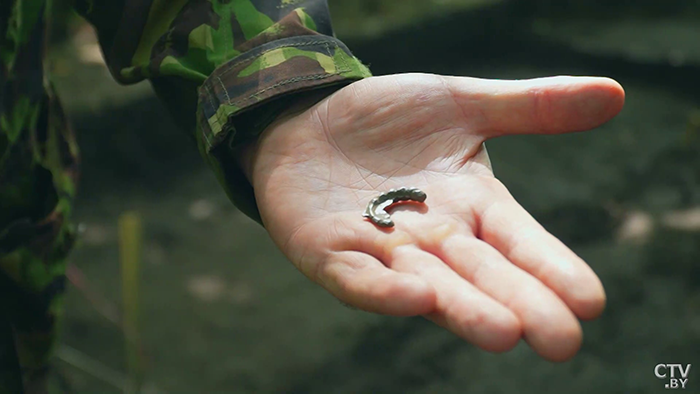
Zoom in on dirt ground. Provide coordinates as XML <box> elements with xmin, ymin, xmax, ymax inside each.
<box><xmin>50</xmin><ymin>1</ymin><xmax>700</xmax><ymax>393</ymax></box>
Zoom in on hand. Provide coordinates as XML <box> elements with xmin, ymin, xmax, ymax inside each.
<box><xmin>247</xmin><ymin>73</ymin><xmax>624</xmax><ymax>362</ymax></box>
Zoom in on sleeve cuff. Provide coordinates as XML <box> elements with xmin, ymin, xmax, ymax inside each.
<box><xmin>197</xmin><ymin>34</ymin><xmax>371</xmax><ymax>151</ymax></box>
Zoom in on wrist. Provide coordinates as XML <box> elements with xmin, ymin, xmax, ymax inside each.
<box><xmin>235</xmin><ymin>86</ymin><xmax>341</xmax><ymax>183</ymax></box>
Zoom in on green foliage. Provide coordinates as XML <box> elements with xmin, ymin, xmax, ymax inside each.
<box><xmin>118</xmin><ymin>212</ymin><xmax>143</xmax><ymax>394</ymax></box>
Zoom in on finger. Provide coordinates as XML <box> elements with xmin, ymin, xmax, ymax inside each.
<box><xmin>390</xmin><ymin>245</ymin><xmax>522</xmax><ymax>353</ymax></box>
<box><xmin>317</xmin><ymin>251</ymin><xmax>437</xmax><ymax>316</ymax></box>
<box><xmin>476</xmin><ymin>181</ymin><xmax>607</xmax><ymax>321</ymax></box>
<box><xmin>436</xmin><ymin>234</ymin><xmax>583</xmax><ymax>362</ymax></box>
<box><xmin>442</xmin><ymin>75</ymin><xmax>625</xmax><ymax>137</ymax></box>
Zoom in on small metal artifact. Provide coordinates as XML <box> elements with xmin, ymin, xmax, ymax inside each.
<box><xmin>363</xmin><ymin>187</ymin><xmax>427</xmax><ymax>228</ymax></box>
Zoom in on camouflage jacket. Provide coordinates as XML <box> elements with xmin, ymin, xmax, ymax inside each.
<box><xmin>0</xmin><ymin>1</ymin><xmax>370</xmax><ymax>392</ymax></box>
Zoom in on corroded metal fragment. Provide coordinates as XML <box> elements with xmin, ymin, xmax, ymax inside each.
<box><xmin>363</xmin><ymin>187</ymin><xmax>427</xmax><ymax>228</ymax></box>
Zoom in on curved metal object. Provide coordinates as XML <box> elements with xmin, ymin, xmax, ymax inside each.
<box><xmin>363</xmin><ymin>187</ymin><xmax>427</xmax><ymax>228</ymax></box>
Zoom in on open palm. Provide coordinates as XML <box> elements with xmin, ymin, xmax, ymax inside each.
<box><xmin>250</xmin><ymin>73</ymin><xmax>625</xmax><ymax>362</ymax></box>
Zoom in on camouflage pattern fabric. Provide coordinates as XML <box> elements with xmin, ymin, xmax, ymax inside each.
<box><xmin>0</xmin><ymin>1</ymin><xmax>371</xmax><ymax>392</ymax></box>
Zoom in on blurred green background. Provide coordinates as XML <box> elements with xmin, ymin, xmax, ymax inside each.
<box><xmin>48</xmin><ymin>0</ymin><xmax>700</xmax><ymax>392</ymax></box>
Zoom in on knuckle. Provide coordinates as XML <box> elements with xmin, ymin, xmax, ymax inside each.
<box><xmin>530</xmin><ymin>86</ymin><xmax>556</xmax><ymax>133</ymax></box>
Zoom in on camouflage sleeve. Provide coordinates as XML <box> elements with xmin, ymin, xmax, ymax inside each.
<box><xmin>77</xmin><ymin>0</ymin><xmax>372</xmax><ymax>222</ymax></box>
<box><xmin>1</xmin><ymin>1</ymin><xmax>80</xmax><ymax>392</ymax></box>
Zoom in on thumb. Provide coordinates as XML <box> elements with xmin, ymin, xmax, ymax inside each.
<box><xmin>443</xmin><ymin>75</ymin><xmax>625</xmax><ymax>137</ymax></box>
